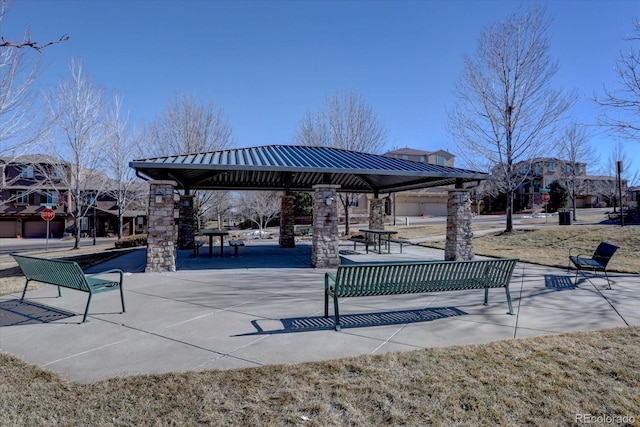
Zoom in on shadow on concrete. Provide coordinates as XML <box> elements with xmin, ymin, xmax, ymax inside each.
<box><xmin>0</xmin><ymin>299</ymin><xmax>75</xmax><ymax>326</ymax></box>
<box><xmin>544</xmin><ymin>274</ymin><xmax>576</xmax><ymax>290</ymax></box>
<box><xmin>238</xmin><ymin>306</ymin><xmax>468</xmax><ymax>335</ymax></box>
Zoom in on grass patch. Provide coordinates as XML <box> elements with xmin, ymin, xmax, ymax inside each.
<box><xmin>1</xmin><ymin>327</ymin><xmax>639</xmax><ymax>425</ymax></box>
<box><xmin>411</xmin><ymin>224</ymin><xmax>640</xmax><ymax>274</ymax></box>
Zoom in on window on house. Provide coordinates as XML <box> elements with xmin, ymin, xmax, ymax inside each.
<box><xmin>420</xmin><ymin>155</ymin><xmax>426</xmax><ymax>163</ymax></box>
<box><xmin>565</xmin><ymin>164</ymin><xmax>572</xmax><ymax>173</ymax></box>
<box><xmin>46</xmin><ymin>191</ymin><xmax>59</xmax><ymax>205</ymax></box>
<box><xmin>436</xmin><ymin>156</ymin><xmax>445</xmax><ymax>166</ymax></box>
<box><xmin>16</xmin><ymin>190</ymin><xmax>29</xmax><ymax>204</ymax></box>
<box><xmin>535</xmin><ymin>163</ymin><xmax>541</xmax><ymax>173</ymax></box>
<box><xmin>548</xmin><ymin>162</ymin><xmax>556</xmax><ymax>172</ymax></box>
<box><xmin>401</xmin><ymin>155</ymin><xmax>409</xmax><ymax>160</ymax></box>
<box><xmin>520</xmin><ymin>166</ymin><xmax>528</xmax><ymax>174</ymax></box>
<box><xmin>21</xmin><ymin>165</ymin><xmax>34</xmax><ymax>178</ymax></box>
<box><xmin>52</xmin><ymin>166</ymin><xmax>64</xmax><ymax>179</ymax></box>
<box><xmin>546</xmin><ymin>179</ymin><xmax>555</xmax><ymax>188</ymax></box>
<box><xmin>80</xmin><ymin>217</ymin><xmax>89</xmax><ymax>231</ymax></box>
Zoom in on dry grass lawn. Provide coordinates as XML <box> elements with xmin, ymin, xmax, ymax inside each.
<box><xmin>1</xmin><ymin>221</ymin><xmax>639</xmax><ymax>426</ymax></box>
<box><xmin>1</xmin><ymin>327</ymin><xmax>639</xmax><ymax>426</ymax></box>
<box><xmin>408</xmin><ymin>223</ymin><xmax>640</xmax><ymax>274</ymax></box>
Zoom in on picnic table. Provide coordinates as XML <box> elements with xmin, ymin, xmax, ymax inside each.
<box><xmin>201</xmin><ymin>229</ymin><xmax>229</xmax><ymax>257</ymax></box>
<box><xmin>359</xmin><ymin>229</ymin><xmax>398</xmax><ymax>254</ymax></box>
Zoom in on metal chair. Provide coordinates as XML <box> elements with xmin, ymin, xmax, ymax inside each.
<box><xmin>569</xmin><ymin>242</ymin><xmax>619</xmax><ymax>289</ymax></box>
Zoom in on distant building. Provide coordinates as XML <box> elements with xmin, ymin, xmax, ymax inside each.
<box><xmin>509</xmin><ymin>158</ymin><xmax>627</xmax><ymax>210</ymax></box>
<box><xmin>341</xmin><ymin>147</ymin><xmax>457</xmax><ymax>223</ymax></box>
<box><xmin>0</xmin><ymin>155</ymin><xmax>147</xmax><ymax>238</ymax></box>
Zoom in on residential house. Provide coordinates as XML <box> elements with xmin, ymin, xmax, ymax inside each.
<box><xmin>510</xmin><ymin>158</ymin><xmax>626</xmax><ymax>210</ymax></box>
<box><xmin>342</xmin><ymin>147</ymin><xmax>458</xmax><ymax>223</ymax></box>
<box><xmin>0</xmin><ymin>155</ymin><xmax>147</xmax><ymax>238</ymax></box>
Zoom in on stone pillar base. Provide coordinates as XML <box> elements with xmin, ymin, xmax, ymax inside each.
<box><xmin>178</xmin><ymin>195</ymin><xmax>195</xmax><ymax>249</ymax></box>
<box><xmin>279</xmin><ymin>194</ymin><xmax>295</xmax><ymax>248</ymax></box>
<box><xmin>146</xmin><ymin>181</ymin><xmax>178</xmax><ymax>272</ymax></box>
<box><xmin>369</xmin><ymin>198</ymin><xmax>384</xmax><ymax>230</ymax></box>
<box><xmin>311</xmin><ymin>184</ymin><xmax>340</xmax><ymax>268</ymax></box>
<box><xmin>445</xmin><ymin>190</ymin><xmax>474</xmax><ymax>261</ymax></box>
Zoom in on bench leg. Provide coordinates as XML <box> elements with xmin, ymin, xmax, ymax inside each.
<box><xmin>234</xmin><ymin>245</ymin><xmax>239</xmax><ymax>257</ymax></box>
<box><xmin>82</xmin><ymin>293</ymin><xmax>93</xmax><ymax>323</ymax></box>
<box><xmin>20</xmin><ymin>279</ymin><xmax>29</xmax><ymax>302</ymax></box>
<box><xmin>120</xmin><ymin>285</ymin><xmax>126</xmax><ymax>314</ymax></box>
<box><xmin>505</xmin><ymin>286</ymin><xmax>514</xmax><ymax>315</ymax></box>
<box><xmin>333</xmin><ymin>296</ymin><xmax>341</xmax><ymax>331</ymax></box>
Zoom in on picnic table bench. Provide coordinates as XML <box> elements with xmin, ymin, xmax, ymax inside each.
<box><xmin>193</xmin><ymin>239</ymin><xmax>205</xmax><ymax>257</ymax></box>
<box><xmin>383</xmin><ymin>237</ymin><xmax>409</xmax><ymax>253</ymax></box>
<box><xmin>11</xmin><ymin>253</ymin><xmax>126</xmax><ymax>323</ymax></box>
<box><xmin>228</xmin><ymin>239</ymin><xmax>245</xmax><ymax>257</ymax></box>
<box><xmin>348</xmin><ymin>236</ymin><xmax>377</xmax><ymax>253</ymax></box>
<box><xmin>324</xmin><ymin>258</ymin><xmax>519</xmax><ymax>330</ymax></box>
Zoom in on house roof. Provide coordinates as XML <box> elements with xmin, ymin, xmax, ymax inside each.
<box><xmin>130</xmin><ymin>145</ymin><xmax>488</xmax><ymax>193</ymax></box>
<box><xmin>383</xmin><ymin>147</ymin><xmax>455</xmax><ymax>158</ymax></box>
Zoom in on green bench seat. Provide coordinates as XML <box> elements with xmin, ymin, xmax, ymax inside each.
<box><xmin>11</xmin><ymin>253</ymin><xmax>126</xmax><ymax>323</ymax></box>
<box><xmin>324</xmin><ymin>258</ymin><xmax>518</xmax><ymax>330</ymax></box>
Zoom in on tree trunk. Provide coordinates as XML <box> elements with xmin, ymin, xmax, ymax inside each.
<box><xmin>342</xmin><ymin>196</ymin><xmax>350</xmax><ymax>235</ymax></box>
<box><xmin>505</xmin><ymin>191</ymin><xmax>514</xmax><ymax>233</ymax></box>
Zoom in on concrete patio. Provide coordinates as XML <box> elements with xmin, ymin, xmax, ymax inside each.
<box><xmin>1</xmin><ymin>239</ymin><xmax>637</xmax><ymax>383</ymax></box>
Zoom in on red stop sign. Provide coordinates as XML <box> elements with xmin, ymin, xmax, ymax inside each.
<box><xmin>542</xmin><ymin>193</ymin><xmax>550</xmax><ymax>203</ymax></box>
<box><xmin>41</xmin><ymin>208</ymin><xmax>55</xmax><ymax>221</ymax></box>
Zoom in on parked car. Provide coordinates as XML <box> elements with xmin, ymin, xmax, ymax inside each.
<box><xmin>245</xmin><ymin>230</ymin><xmax>271</xmax><ymax>239</ymax></box>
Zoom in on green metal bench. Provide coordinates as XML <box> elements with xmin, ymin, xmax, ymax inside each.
<box><xmin>324</xmin><ymin>258</ymin><xmax>519</xmax><ymax>331</ymax></box>
<box><xmin>11</xmin><ymin>253</ymin><xmax>126</xmax><ymax>323</ymax></box>
<box><xmin>569</xmin><ymin>242</ymin><xmax>619</xmax><ymax>289</ymax></box>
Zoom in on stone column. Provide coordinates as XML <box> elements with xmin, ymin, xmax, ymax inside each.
<box><xmin>178</xmin><ymin>195</ymin><xmax>195</xmax><ymax>249</ymax></box>
<box><xmin>445</xmin><ymin>189</ymin><xmax>474</xmax><ymax>261</ymax></box>
<box><xmin>279</xmin><ymin>194</ymin><xmax>295</xmax><ymax>248</ymax></box>
<box><xmin>311</xmin><ymin>184</ymin><xmax>340</xmax><ymax>268</ymax></box>
<box><xmin>146</xmin><ymin>180</ymin><xmax>178</xmax><ymax>272</ymax></box>
<box><xmin>369</xmin><ymin>197</ymin><xmax>385</xmax><ymax>229</ymax></box>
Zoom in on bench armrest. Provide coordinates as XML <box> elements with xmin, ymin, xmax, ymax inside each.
<box><xmin>569</xmin><ymin>247</ymin><xmax>591</xmax><ymax>258</ymax></box>
<box><xmin>87</xmin><ymin>269</ymin><xmax>124</xmax><ymax>285</ymax></box>
<box><xmin>325</xmin><ymin>272</ymin><xmax>336</xmax><ymax>289</ymax></box>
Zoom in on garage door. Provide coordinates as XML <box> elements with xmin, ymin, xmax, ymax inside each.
<box><xmin>0</xmin><ymin>220</ymin><xmax>17</xmax><ymax>238</ymax></box>
<box><xmin>23</xmin><ymin>220</ymin><xmax>65</xmax><ymax>238</ymax></box>
<box><xmin>23</xmin><ymin>220</ymin><xmax>47</xmax><ymax>238</ymax></box>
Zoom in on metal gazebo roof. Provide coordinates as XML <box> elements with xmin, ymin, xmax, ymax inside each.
<box><xmin>129</xmin><ymin>145</ymin><xmax>488</xmax><ymax>193</ymax></box>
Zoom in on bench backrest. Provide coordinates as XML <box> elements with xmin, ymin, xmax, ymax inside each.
<box><xmin>593</xmin><ymin>242</ymin><xmax>619</xmax><ymax>268</ymax></box>
<box><xmin>333</xmin><ymin>258</ymin><xmax>518</xmax><ymax>297</ymax></box>
<box><xmin>11</xmin><ymin>254</ymin><xmax>90</xmax><ymax>292</ymax></box>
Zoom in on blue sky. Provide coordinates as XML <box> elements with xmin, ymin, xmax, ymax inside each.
<box><xmin>2</xmin><ymin>0</ymin><xmax>639</xmax><ymax>179</ymax></box>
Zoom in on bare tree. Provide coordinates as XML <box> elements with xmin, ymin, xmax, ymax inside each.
<box><xmin>593</xmin><ymin>141</ymin><xmax>637</xmax><ymax>212</ymax></box>
<box><xmin>147</xmin><ymin>92</ymin><xmax>234</xmax><ymax>228</ymax></box>
<box><xmin>294</xmin><ymin>89</ymin><xmax>388</xmax><ymax>233</ymax></box>
<box><xmin>1</xmin><ymin>0</ymin><xmax>68</xmax><ymax>52</ymax></box>
<box><xmin>558</xmin><ymin>123</ymin><xmax>596</xmax><ymax>221</ymax></box>
<box><xmin>238</xmin><ymin>191</ymin><xmax>281</xmax><ymax>238</ymax></box>
<box><xmin>595</xmin><ymin>19</ymin><xmax>640</xmax><ymax>141</ymax></box>
<box><xmin>46</xmin><ymin>59</ymin><xmax>107</xmax><ymax>249</ymax></box>
<box><xmin>0</xmin><ymin>1</ymin><xmax>50</xmax><ymax>202</ymax></box>
<box><xmin>102</xmin><ymin>93</ymin><xmax>147</xmax><ymax>239</ymax></box>
<box><xmin>447</xmin><ymin>6</ymin><xmax>575</xmax><ymax>233</ymax></box>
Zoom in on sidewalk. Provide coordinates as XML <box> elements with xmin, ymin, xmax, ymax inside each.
<box><xmin>1</xmin><ymin>240</ymin><xmax>637</xmax><ymax>383</ymax></box>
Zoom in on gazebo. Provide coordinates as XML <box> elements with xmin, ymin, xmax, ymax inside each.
<box><xmin>129</xmin><ymin>145</ymin><xmax>489</xmax><ymax>271</ymax></box>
